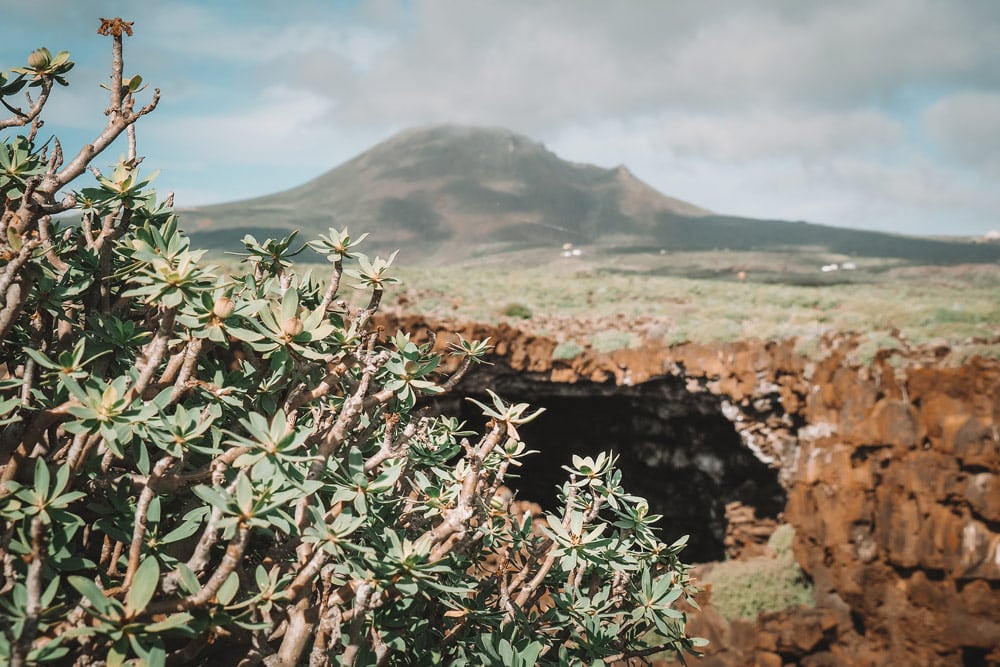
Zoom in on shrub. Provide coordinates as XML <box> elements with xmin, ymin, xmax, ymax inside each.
<box><xmin>552</xmin><ymin>341</ymin><xmax>585</xmax><ymax>361</ymax></box>
<box><xmin>0</xmin><ymin>21</ymin><xmax>702</xmax><ymax>666</ymax></box>
<box><xmin>703</xmin><ymin>525</ymin><xmax>813</xmax><ymax>621</ymax></box>
<box><xmin>502</xmin><ymin>302</ymin><xmax>533</xmax><ymax>319</ymax></box>
<box><xmin>589</xmin><ymin>330</ymin><xmax>634</xmax><ymax>354</ymax></box>
<box><xmin>767</xmin><ymin>523</ymin><xmax>796</xmax><ymax>556</ymax></box>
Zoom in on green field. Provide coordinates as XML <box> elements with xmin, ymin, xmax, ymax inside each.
<box><xmin>377</xmin><ymin>247</ymin><xmax>1000</xmax><ymax>364</ymax></box>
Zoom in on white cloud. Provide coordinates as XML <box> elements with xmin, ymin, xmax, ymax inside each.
<box><xmin>284</xmin><ymin>0</ymin><xmax>1000</xmax><ymax>129</ymax></box>
<box><xmin>139</xmin><ymin>84</ymin><xmax>388</xmax><ymax>205</ymax></box>
<box><xmin>142</xmin><ymin>3</ymin><xmax>395</xmax><ymax>71</ymax></box>
<box><xmin>924</xmin><ymin>91</ymin><xmax>1000</xmax><ymax>172</ymax></box>
<box><xmin>5</xmin><ymin>0</ymin><xmax>1000</xmax><ymax>233</ymax></box>
<box><xmin>548</xmin><ymin>115</ymin><xmax>999</xmax><ymax>236</ymax></box>
<box><xmin>651</xmin><ymin>110</ymin><xmax>903</xmax><ymax>162</ymax></box>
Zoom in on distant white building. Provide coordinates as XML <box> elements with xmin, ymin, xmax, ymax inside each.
<box><xmin>985</xmin><ymin>230</ymin><xmax>1000</xmax><ymax>241</ymax></box>
<box><xmin>560</xmin><ymin>243</ymin><xmax>583</xmax><ymax>258</ymax></box>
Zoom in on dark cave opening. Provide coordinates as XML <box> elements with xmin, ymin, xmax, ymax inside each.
<box><xmin>431</xmin><ymin>364</ymin><xmax>787</xmax><ymax>563</ymax></box>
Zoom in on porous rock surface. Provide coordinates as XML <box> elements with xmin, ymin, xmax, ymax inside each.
<box><xmin>379</xmin><ymin>313</ymin><xmax>1000</xmax><ymax>666</ymax></box>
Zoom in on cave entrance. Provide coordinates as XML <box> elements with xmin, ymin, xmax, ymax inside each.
<box><xmin>434</xmin><ymin>365</ymin><xmax>786</xmax><ymax>563</ymax></box>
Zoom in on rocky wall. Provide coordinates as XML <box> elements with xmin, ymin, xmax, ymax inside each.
<box><xmin>379</xmin><ymin>314</ymin><xmax>1000</xmax><ymax>666</ymax></box>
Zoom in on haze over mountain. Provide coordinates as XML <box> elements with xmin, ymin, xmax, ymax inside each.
<box><xmin>185</xmin><ymin>125</ymin><xmax>1000</xmax><ymax>266</ymax></box>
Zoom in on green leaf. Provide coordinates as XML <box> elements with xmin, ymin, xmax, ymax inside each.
<box><xmin>280</xmin><ymin>287</ymin><xmax>299</xmax><ymax>323</ymax></box>
<box><xmin>40</xmin><ymin>575</ymin><xmax>61</xmax><ymax>607</ymax></box>
<box><xmin>69</xmin><ymin>576</ymin><xmax>115</xmax><ymax>616</ymax></box>
<box><xmin>159</xmin><ymin>519</ymin><xmax>202</xmax><ymax>545</ymax></box>
<box><xmin>22</xmin><ymin>346</ymin><xmax>59</xmax><ymax>370</ymax></box>
<box><xmin>217</xmin><ymin>571</ymin><xmax>239</xmax><ymax>606</ymax></box>
<box><xmin>107</xmin><ymin>640</ymin><xmax>127</xmax><ymax>667</ymax></box>
<box><xmin>126</xmin><ymin>557</ymin><xmax>159</xmax><ymax>614</ymax></box>
<box><xmin>27</xmin><ymin>637</ymin><xmax>69</xmax><ymax>664</ymax></box>
<box><xmin>129</xmin><ymin>637</ymin><xmax>166</xmax><ymax>667</ymax></box>
<box><xmin>191</xmin><ymin>485</ymin><xmax>229</xmax><ymax>512</ymax></box>
<box><xmin>145</xmin><ymin>611</ymin><xmax>194</xmax><ymax>633</ymax></box>
<box><xmin>33</xmin><ymin>459</ymin><xmax>50</xmax><ymax>497</ymax></box>
<box><xmin>175</xmin><ymin>564</ymin><xmax>201</xmax><ymax>595</ymax></box>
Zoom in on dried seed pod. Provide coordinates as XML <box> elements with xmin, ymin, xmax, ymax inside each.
<box><xmin>27</xmin><ymin>49</ymin><xmax>50</xmax><ymax>69</ymax></box>
<box><xmin>212</xmin><ymin>297</ymin><xmax>235</xmax><ymax>319</ymax></box>
<box><xmin>282</xmin><ymin>317</ymin><xmax>304</xmax><ymax>337</ymax></box>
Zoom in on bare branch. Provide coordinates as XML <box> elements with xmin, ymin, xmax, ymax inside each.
<box><xmin>319</xmin><ymin>258</ymin><xmax>344</xmax><ymax>313</ymax></box>
<box><xmin>37</xmin><ymin>215</ymin><xmax>68</xmax><ymax>271</ymax></box>
<box><xmin>9</xmin><ymin>516</ymin><xmax>47</xmax><ymax>667</ymax></box>
<box><xmin>132</xmin><ymin>306</ymin><xmax>177</xmax><ymax>396</ymax></box>
<box><xmin>0</xmin><ymin>238</ymin><xmax>42</xmax><ymax>301</ymax></box>
<box><xmin>0</xmin><ymin>279</ymin><xmax>32</xmax><ymax>349</ymax></box>
<box><xmin>122</xmin><ymin>456</ymin><xmax>176</xmax><ymax>589</ymax></box>
<box><xmin>0</xmin><ymin>78</ymin><xmax>53</xmax><ymax>130</ymax></box>
<box><xmin>148</xmin><ymin>522</ymin><xmax>251</xmax><ymax>615</ymax></box>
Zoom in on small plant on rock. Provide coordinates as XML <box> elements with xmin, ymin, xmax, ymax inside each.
<box><xmin>703</xmin><ymin>525</ymin><xmax>813</xmax><ymax>621</ymax></box>
<box><xmin>0</xmin><ymin>20</ymin><xmax>702</xmax><ymax>666</ymax></box>
<box><xmin>502</xmin><ymin>302</ymin><xmax>533</xmax><ymax>320</ymax></box>
<box><xmin>552</xmin><ymin>340</ymin><xmax>585</xmax><ymax>361</ymax></box>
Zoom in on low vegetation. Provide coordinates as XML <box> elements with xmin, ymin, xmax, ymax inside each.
<box><xmin>702</xmin><ymin>525</ymin><xmax>814</xmax><ymax>621</ymax></box>
<box><xmin>0</xmin><ymin>22</ymin><xmax>703</xmax><ymax>666</ymax></box>
<box><xmin>501</xmin><ymin>302</ymin><xmax>533</xmax><ymax>320</ymax></box>
<box><xmin>388</xmin><ymin>258</ymin><xmax>1000</xmax><ymax>361</ymax></box>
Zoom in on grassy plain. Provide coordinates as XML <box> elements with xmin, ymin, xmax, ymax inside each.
<box><xmin>382</xmin><ymin>246</ymin><xmax>1000</xmax><ymax>363</ymax></box>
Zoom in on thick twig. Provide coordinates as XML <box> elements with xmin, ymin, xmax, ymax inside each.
<box><xmin>153</xmin><ymin>347</ymin><xmax>189</xmax><ymax>390</ymax></box>
<box><xmin>132</xmin><ymin>306</ymin><xmax>176</xmax><ymax>396</ymax></box>
<box><xmin>307</xmin><ymin>350</ymin><xmax>378</xmax><ymax>481</ymax></box>
<box><xmin>363</xmin><ymin>419</ymin><xmax>417</xmax><ymax>474</ymax></box>
<box><xmin>64</xmin><ymin>432</ymin><xmax>98</xmax><ymax>471</ymax></box>
<box><xmin>107</xmin><ymin>540</ymin><xmax>124</xmax><ymax>577</ymax></box>
<box><xmin>0</xmin><ymin>78</ymin><xmax>53</xmax><ymax>130</ymax></box>
<box><xmin>340</xmin><ymin>582</ymin><xmax>373</xmax><ymax>666</ymax></box>
<box><xmin>147</xmin><ymin>521</ymin><xmax>251</xmax><ymax>615</ymax></box>
<box><xmin>309</xmin><ymin>604</ymin><xmax>343</xmax><ymax>667</ymax></box>
<box><xmin>439</xmin><ymin>355</ymin><xmax>474</xmax><ymax>394</ymax></box>
<box><xmin>352</xmin><ymin>287</ymin><xmax>383</xmax><ymax>332</ymax></box>
<box><xmin>0</xmin><ymin>281</ymin><xmax>31</xmax><ymax>348</ymax></box>
<box><xmin>283</xmin><ymin>356</ymin><xmax>356</xmax><ymax>413</ymax></box>
<box><xmin>10</xmin><ymin>515</ymin><xmax>48</xmax><ymax>667</ymax></box>
<box><xmin>173</xmin><ymin>471</ymin><xmax>243</xmax><ymax>585</ymax></box>
<box><xmin>276</xmin><ymin>597</ymin><xmax>317</xmax><ymax>667</ymax></box>
<box><xmin>318</xmin><ymin>259</ymin><xmax>343</xmax><ymax>313</ymax></box>
<box><xmin>127</xmin><ymin>123</ymin><xmax>137</xmax><ymax>161</ymax></box>
<box><xmin>0</xmin><ymin>402</ymin><xmax>76</xmax><ymax>489</ymax></box>
<box><xmin>427</xmin><ymin>422</ymin><xmax>504</xmax><ymax>559</ymax></box>
<box><xmin>166</xmin><ymin>338</ymin><xmax>204</xmax><ymax>405</ymax></box>
<box><xmin>370</xmin><ymin>625</ymin><xmax>389</xmax><ymax>666</ymax></box>
<box><xmin>36</xmin><ymin>215</ymin><xmax>68</xmax><ymax>271</ymax></box>
<box><xmin>0</xmin><ymin>238</ymin><xmax>42</xmax><ymax>302</ymax></box>
<box><xmin>506</xmin><ymin>485</ymin><xmax>578</xmax><ymax>615</ymax></box>
<box><xmin>46</xmin><ymin>136</ymin><xmax>63</xmax><ymax>174</ymax></box>
<box><xmin>122</xmin><ymin>456</ymin><xmax>176</xmax><ymax>589</ymax></box>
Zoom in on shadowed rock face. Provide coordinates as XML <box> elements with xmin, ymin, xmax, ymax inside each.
<box><xmin>382</xmin><ymin>313</ymin><xmax>1000</xmax><ymax>667</ymax></box>
<box><xmin>430</xmin><ymin>370</ymin><xmax>786</xmax><ymax>562</ymax></box>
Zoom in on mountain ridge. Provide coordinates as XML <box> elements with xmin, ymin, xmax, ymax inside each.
<box><xmin>184</xmin><ymin>124</ymin><xmax>713</xmax><ymax>262</ymax></box>
<box><xmin>184</xmin><ymin>124</ymin><xmax>1000</xmax><ymax>267</ymax></box>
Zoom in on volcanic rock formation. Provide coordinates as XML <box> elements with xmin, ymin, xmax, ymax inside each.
<box><xmin>379</xmin><ymin>313</ymin><xmax>1000</xmax><ymax>666</ymax></box>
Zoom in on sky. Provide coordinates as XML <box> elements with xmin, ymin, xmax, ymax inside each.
<box><xmin>3</xmin><ymin>0</ymin><xmax>999</xmax><ymax>237</ymax></box>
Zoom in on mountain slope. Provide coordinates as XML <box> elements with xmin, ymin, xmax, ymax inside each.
<box><xmin>184</xmin><ymin>124</ymin><xmax>1000</xmax><ymax>267</ymax></box>
<box><xmin>183</xmin><ymin>125</ymin><xmax>710</xmax><ymax>262</ymax></box>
